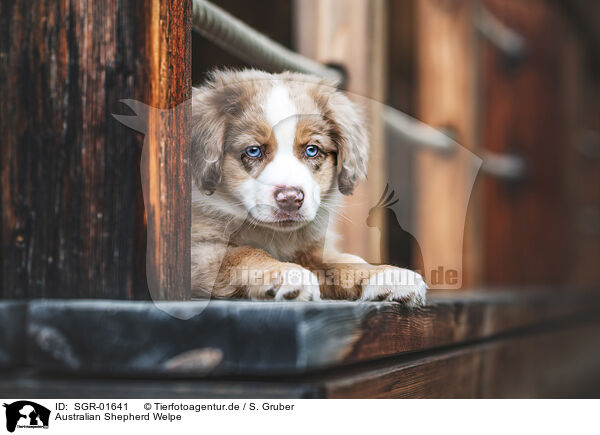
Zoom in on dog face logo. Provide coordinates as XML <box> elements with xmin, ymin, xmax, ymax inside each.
<box><xmin>3</xmin><ymin>401</ymin><xmax>50</xmax><ymax>433</ymax></box>
<box><xmin>367</xmin><ymin>185</ymin><xmax>424</xmax><ymax>272</ymax></box>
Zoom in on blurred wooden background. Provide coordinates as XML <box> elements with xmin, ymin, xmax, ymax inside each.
<box><xmin>191</xmin><ymin>0</ymin><xmax>600</xmax><ymax>290</ymax></box>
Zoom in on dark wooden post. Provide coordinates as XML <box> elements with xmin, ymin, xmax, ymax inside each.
<box><xmin>414</xmin><ymin>0</ymin><xmax>483</xmax><ymax>288</ymax></box>
<box><xmin>0</xmin><ymin>0</ymin><xmax>191</xmax><ymax>300</ymax></box>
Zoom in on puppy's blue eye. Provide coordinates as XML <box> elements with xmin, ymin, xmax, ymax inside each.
<box><xmin>244</xmin><ymin>146</ymin><xmax>262</xmax><ymax>158</ymax></box>
<box><xmin>305</xmin><ymin>145</ymin><xmax>319</xmax><ymax>158</ymax></box>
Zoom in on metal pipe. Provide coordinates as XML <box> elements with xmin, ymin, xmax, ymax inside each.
<box><xmin>192</xmin><ymin>0</ymin><xmax>343</xmax><ymax>83</ymax></box>
<box><xmin>480</xmin><ymin>151</ymin><xmax>526</xmax><ymax>180</ymax></box>
<box><xmin>476</xmin><ymin>5</ymin><xmax>527</xmax><ymax>67</ymax></box>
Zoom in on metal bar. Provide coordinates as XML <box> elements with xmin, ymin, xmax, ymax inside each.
<box><xmin>192</xmin><ymin>0</ymin><xmax>343</xmax><ymax>83</ymax></box>
<box><xmin>480</xmin><ymin>151</ymin><xmax>526</xmax><ymax>180</ymax></box>
<box><xmin>475</xmin><ymin>4</ymin><xmax>527</xmax><ymax>66</ymax></box>
<box><xmin>384</xmin><ymin>106</ymin><xmax>457</xmax><ymax>154</ymax></box>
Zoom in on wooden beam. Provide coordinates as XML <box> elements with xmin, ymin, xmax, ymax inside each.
<box><xmin>555</xmin><ymin>0</ymin><xmax>600</xmax><ymax>72</ymax></box>
<box><xmin>294</xmin><ymin>0</ymin><xmax>388</xmax><ymax>263</ymax></box>
<box><xmin>0</xmin><ymin>302</ymin><xmax>26</xmax><ymax>368</ymax></box>
<box><xmin>0</xmin><ymin>302</ymin><xmax>600</xmax><ymax>398</ymax></box>
<box><xmin>415</xmin><ymin>0</ymin><xmax>483</xmax><ymax>289</ymax></box>
<box><xmin>324</xmin><ymin>320</ymin><xmax>600</xmax><ymax>398</ymax></box>
<box><xmin>0</xmin><ymin>372</ymin><xmax>320</xmax><ymax>399</ymax></box>
<box><xmin>0</xmin><ymin>0</ymin><xmax>191</xmax><ymax>300</ymax></box>
<box><xmin>21</xmin><ymin>288</ymin><xmax>600</xmax><ymax>376</ymax></box>
<box><xmin>142</xmin><ymin>0</ymin><xmax>192</xmax><ymax>300</ymax></box>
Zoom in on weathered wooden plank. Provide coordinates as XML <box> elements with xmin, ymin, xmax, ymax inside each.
<box><xmin>340</xmin><ymin>288</ymin><xmax>599</xmax><ymax>365</ymax></box>
<box><xmin>0</xmin><ymin>370</ymin><xmax>320</xmax><ymax>399</ymax></box>
<box><xmin>324</xmin><ymin>320</ymin><xmax>600</xmax><ymax>398</ymax></box>
<box><xmin>556</xmin><ymin>0</ymin><xmax>600</xmax><ymax>71</ymax></box>
<box><xmin>0</xmin><ymin>0</ymin><xmax>190</xmax><ymax>300</ymax></box>
<box><xmin>24</xmin><ymin>288</ymin><xmax>600</xmax><ymax>376</ymax></box>
<box><xmin>559</xmin><ymin>21</ymin><xmax>600</xmax><ymax>287</ymax></box>
<box><xmin>5</xmin><ymin>317</ymin><xmax>600</xmax><ymax>398</ymax></box>
<box><xmin>0</xmin><ymin>302</ymin><xmax>27</xmax><ymax>368</ymax></box>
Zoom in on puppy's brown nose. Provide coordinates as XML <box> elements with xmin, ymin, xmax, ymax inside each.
<box><xmin>274</xmin><ymin>187</ymin><xmax>304</xmax><ymax>212</ymax></box>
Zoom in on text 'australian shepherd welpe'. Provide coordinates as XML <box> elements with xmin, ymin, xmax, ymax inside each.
<box><xmin>191</xmin><ymin>69</ymin><xmax>427</xmax><ymax>306</ymax></box>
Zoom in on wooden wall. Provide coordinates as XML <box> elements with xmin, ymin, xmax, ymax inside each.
<box><xmin>409</xmin><ymin>0</ymin><xmax>600</xmax><ymax>288</ymax></box>
<box><xmin>0</xmin><ymin>0</ymin><xmax>191</xmax><ymax>299</ymax></box>
<box><xmin>481</xmin><ymin>0</ymin><xmax>600</xmax><ymax>286</ymax></box>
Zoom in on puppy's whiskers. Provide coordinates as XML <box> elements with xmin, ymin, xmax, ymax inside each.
<box><xmin>320</xmin><ymin>203</ymin><xmax>353</xmax><ymax>225</ymax></box>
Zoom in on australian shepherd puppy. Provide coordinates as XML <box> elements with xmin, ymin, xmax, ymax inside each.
<box><xmin>190</xmin><ymin>69</ymin><xmax>427</xmax><ymax>305</ymax></box>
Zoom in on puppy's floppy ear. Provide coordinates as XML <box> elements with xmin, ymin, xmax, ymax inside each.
<box><xmin>191</xmin><ymin>86</ymin><xmax>225</xmax><ymax>194</ymax></box>
<box><xmin>324</xmin><ymin>91</ymin><xmax>370</xmax><ymax>195</ymax></box>
<box><xmin>191</xmin><ymin>73</ymin><xmax>242</xmax><ymax>194</ymax></box>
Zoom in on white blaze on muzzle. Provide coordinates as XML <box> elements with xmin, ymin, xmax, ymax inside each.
<box><xmin>239</xmin><ymin>82</ymin><xmax>322</xmax><ymax>223</ymax></box>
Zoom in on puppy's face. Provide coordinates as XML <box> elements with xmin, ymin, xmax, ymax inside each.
<box><xmin>221</xmin><ymin>85</ymin><xmax>339</xmax><ymax>228</ymax></box>
<box><xmin>192</xmin><ymin>70</ymin><xmax>369</xmax><ymax>231</ymax></box>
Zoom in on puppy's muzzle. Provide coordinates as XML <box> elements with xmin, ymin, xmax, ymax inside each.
<box><xmin>274</xmin><ymin>186</ymin><xmax>304</xmax><ymax>212</ymax></box>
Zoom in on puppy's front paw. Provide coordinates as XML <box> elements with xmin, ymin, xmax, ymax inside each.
<box><xmin>249</xmin><ymin>265</ymin><xmax>321</xmax><ymax>301</ymax></box>
<box><xmin>359</xmin><ymin>267</ymin><xmax>427</xmax><ymax>307</ymax></box>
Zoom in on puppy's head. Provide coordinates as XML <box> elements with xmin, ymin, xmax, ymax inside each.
<box><xmin>192</xmin><ymin>69</ymin><xmax>369</xmax><ymax>230</ymax></box>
